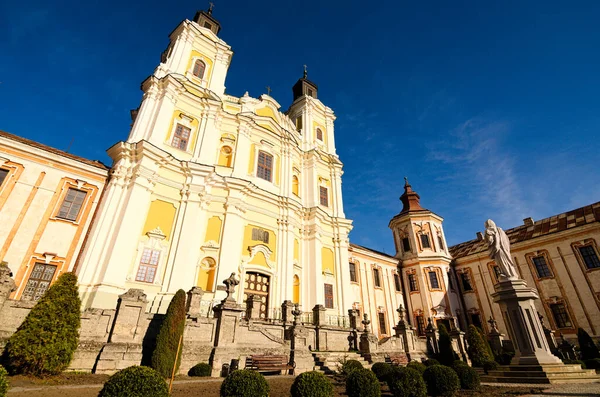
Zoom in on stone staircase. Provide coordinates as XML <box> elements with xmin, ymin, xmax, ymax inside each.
<box><xmin>481</xmin><ymin>364</ymin><xmax>600</xmax><ymax>384</ymax></box>
<box><xmin>312</xmin><ymin>351</ymin><xmax>371</xmax><ymax>374</ymax></box>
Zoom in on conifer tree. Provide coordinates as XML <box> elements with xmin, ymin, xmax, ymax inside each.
<box><xmin>437</xmin><ymin>324</ymin><xmax>456</xmax><ymax>366</ymax></box>
<box><xmin>466</xmin><ymin>325</ymin><xmax>493</xmax><ymax>367</ymax></box>
<box><xmin>577</xmin><ymin>327</ymin><xmax>600</xmax><ymax>360</ymax></box>
<box><xmin>3</xmin><ymin>272</ymin><xmax>81</xmax><ymax>376</ymax></box>
<box><xmin>151</xmin><ymin>289</ymin><xmax>187</xmax><ymax>377</ymax></box>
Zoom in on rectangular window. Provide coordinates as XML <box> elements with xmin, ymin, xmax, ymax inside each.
<box><xmin>437</xmin><ymin>235</ymin><xmax>445</xmax><ymax>250</ymax></box>
<box><xmin>22</xmin><ymin>263</ymin><xmax>57</xmax><ymax>301</ymax></box>
<box><xmin>579</xmin><ymin>245</ymin><xmax>600</xmax><ymax>269</ymax></box>
<box><xmin>532</xmin><ymin>255</ymin><xmax>553</xmax><ymax>278</ymax></box>
<box><xmin>492</xmin><ymin>265</ymin><xmax>502</xmax><ymax>283</ymax></box>
<box><xmin>448</xmin><ymin>271</ymin><xmax>454</xmax><ymax>290</ymax></box>
<box><xmin>420</xmin><ymin>234</ymin><xmax>431</xmax><ymax>249</ymax></box>
<box><xmin>251</xmin><ymin>228</ymin><xmax>269</xmax><ymax>244</ymax></box>
<box><xmin>57</xmin><ymin>188</ymin><xmax>87</xmax><ymax>221</ymax></box>
<box><xmin>324</xmin><ymin>283</ymin><xmax>334</xmax><ymax>309</ymax></box>
<box><xmin>319</xmin><ymin>186</ymin><xmax>328</xmax><ymax>207</ymax></box>
<box><xmin>470</xmin><ymin>313</ymin><xmax>483</xmax><ymax>330</ymax></box>
<box><xmin>171</xmin><ymin>123</ymin><xmax>191</xmax><ymax>151</ymax></box>
<box><xmin>136</xmin><ymin>248</ymin><xmax>160</xmax><ymax>283</ymax></box>
<box><xmin>378</xmin><ymin>312</ymin><xmax>387</xmax><ymax>335</ymax></box>
<box><xmin>408</xmin><ymin>273</ymin><xmax>418</xmax><ymax>292</ymax></box>
<box><xmin>373</xmin><ymin>268</ymin><xmax>381</xmax><ymax>288</ymax></box>
<box><xmin>256</xmin><ymin>151</ymin><xmax>273</xmax><ymax>182</ymax></box>
<box><xmin>460</xmin><ymin>272</ymin><xmax>473</xmax><ymax>291</ymax></box>
<box><xmin>415</xmin><ymin>315</ymin><xmax>425</xmax><ymax>336</ymax></box>
<box><xmin>296</xmin><ymin>116</ymin><xmax>303</xmax><ymax>132</ymax></box>
<box><xmin>393</xmin><ymin>273</ymin><xmax>402</xmax><ymax>292</ymax></box>
<box><xmin>0</xmin><ymin>169</ymin><xmax>9</xmax><ymax>186</ymax></box>
<box><xmin>402</xmin><ymin>237</ymin><xmax>411</xmax><ymax>252</ymax></box>
<box><xmin>550</xmin><ymin>303</ymin><xmax>572</xmax><ymax>328</ymax></box>
<box><xmin>349</xmin><ymin>262</ymin><xmax>358</xmax><ymax>282</ymax></box>
<box><xmin>429</xmin><ymin>271</ymin><xmax>440</xmax><ymax>289</ymax></box>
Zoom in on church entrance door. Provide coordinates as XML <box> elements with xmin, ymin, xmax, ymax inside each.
<box><xmin>243</xmin><ymin>272</ymin><xmax>270</xmax><ymax>319</ymax></box>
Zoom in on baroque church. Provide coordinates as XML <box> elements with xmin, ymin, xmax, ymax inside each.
<box><xmin>0</xmin><ymin>7</ymin><xmax>598</xmax><ymax>347</ymax></box>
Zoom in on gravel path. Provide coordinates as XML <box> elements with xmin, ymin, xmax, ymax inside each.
<box><xmin>525</xmin><ymin>382</ymin><xmax>600</xmax><ymax>397</ymax></box>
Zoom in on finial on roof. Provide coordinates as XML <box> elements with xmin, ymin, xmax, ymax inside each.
<box><xmin>399</xmin><ymin>178</ymin><xmax>425</xmax><ymax>214</ymax></box>
<box><xmin>303</xmin><ymin>64</ymin><xmax>308</xmax><ymax>78</ymax></box>
<box><xmin>208</xmin><ymin>1</ymin><xmax>214</xmax><ymax>14</ymax></box>
<box><xmin>404</xmin><ymin>176</ymin><xmax>409</xmax><ymax>187</ymax></box>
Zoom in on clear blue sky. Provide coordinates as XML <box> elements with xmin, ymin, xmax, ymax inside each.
<box><xmin>2</xmin><ymin>1</ymin><xmax>600</xmax><ymax>254</ymax></box>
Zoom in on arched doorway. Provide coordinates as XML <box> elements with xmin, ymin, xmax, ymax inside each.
<box><xmin>243</xmin><ymin>272</ymin><xmax>270</xmax><ymax>319</ymax></box>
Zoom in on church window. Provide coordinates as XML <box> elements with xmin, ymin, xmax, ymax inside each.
<box><xmin>460</xmin><ymin>272</ymin><xmax>473</xmax><ymax>292</ymax></box>
<box><xmin>408</xmin><ymin>273</ymin><xmax>418</xmax><ymax>292</ymax></box>
<box><xmin>428</xmin><ymin>271</ymin><xmax>440</xmax><ymax>289</ymax></box>
<box><xmin>393</xmin><ymin>273</ymin><xmax>402</xmax><ymax>292</ymax></box>
<box><xmin>415</xmin><ymin>315</ymin><xmax>425</xmax><ymax>336</ymax></box>
<box><xmin>292</xmin><ymin>175</ymin><xmax>299</xmax><ymax>196</ymax></box>
<box><xmin>192</xmin><ymin>59</ymin><xmax>206</xmax><ymax>79</ymax></box>
<box><xmin>470</xmin><ymin>313</ymin><xmax>483</xmax><ymax>330</ymax></box>
<box><xmin>172</xmin><ymin>123</ymin><xmax>191</xmax><ymax>151</ymax></box>
<box><xmin>324</xmin><ymin>283</ymin><xmax>334</xmax><ymax>308</ymax></box>
<box><xmin>136</xmin><ymin>248</ymin><xmax>160</xmax><ymax>283</ymax></box>
<box><xmin>256</xmin><ymin>151</ymin><xmax>273</xmax><ymax>182</ymax></box>
<box><xmin>251</xmin><ymin>228</ymin><xmax>269</xmax><ymax>244</ymax></box>
<box><xmin>218</xmin><ymin>145</ymin><xmax>233</xmax><ymax>167</ymax></box>
<box><xmin>402</xmin><ymin>237</ymin><xmax>411</xmax><ymax>252</ymax></box>
<box><xmin>307</xmin><ymin>88</ymin><xmax>314</xmax><ymax>97</ymax></box>
<box><xmin>57</xmin><ymin>188</ymin><xmax>87</xmax><ymax>221</ymax></box>
<box><xmin>373</xmin><ymin>268</ymin><xmax>381</xmax><ymax>288</ymax></box>
<box><xmin>420</xmin><ymin>234</ymin><xmax>431</xmax><ymax>249</ymax></box>
<box><xmin>316</xmin><ymin>128</ymin><xmax>323</xmax><ymax>141</ymax></box>
<box><xmin>532</xmin><ymin>255</ymin><xmax>553</xmax><ymax>278</ymax></box>
<box><xmin>550</xmin><ymin>303</ymin><xmax>572</xmax><ymax>328</ymax></box>
<box><xmin>349</xmin><ymin>262</ymin><xmax>358</xmax><ymax>282</ymax></box>
<box><xmin>296</xmin><ymin>116</ymin><xmax>303</xmax><ymax>132</ymax></box>
<box><xmin>0</xmin><ymin>169</ymin><xmax>8</xmax><ymax>186</ymax></box>
<box><xmin>22</xmin><ymin>263</ymin><xmax>56</xmax><ymax>301</ymax></box>
<box><xmin>319</xmin><ymin>186</ymin><xmax>328</xmax><ymax>207</ymax></box>
<box><xmin>378</xmin><ymin>312</ymin><xmax>387</xmax><ymax>335</ymax></box>
<box><xmin>437</xmin><ymin>234</ymin><xmax>445</xmax><ymax>250</ymax></box>
<box><xmin>203</xmin><ymin>22</ymin><xmax>212</xmax><ymax>29</ymax></box>
<box><xmin>579</xmin><ymin>245</ymin><xmax>600</xmax><ymax>269</ymax></box>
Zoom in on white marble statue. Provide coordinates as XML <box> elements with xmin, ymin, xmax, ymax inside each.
<box><xmin>483</xmin><ymin>219</ymin><xmax>519</xmax><ymax>280</ymax></box>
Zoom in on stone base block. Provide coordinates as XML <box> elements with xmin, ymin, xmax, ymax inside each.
<box><xmin>94</xmin><ymin>343</ymin><xmax>143</xmax><ymax>374</ymax></box>
<box><xmin>481</xmin><ymin>363</ymin><xmax>600</xmax><ymax>384</ymax></box>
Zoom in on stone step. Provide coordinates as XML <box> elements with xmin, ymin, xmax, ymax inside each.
<box><xmin>495</xmin><ymin>364</ymin><xmax>587</xmax><ymax>373</ymax></box>
<box><xmin>487</xmin><ymin>370</ymin><xmax>596</xmax><ymax>378</ymax></box>
<box><xmin>482</xmin><ymin>375</ymin><xmax>600</xmax><ymax>385</ymax></box>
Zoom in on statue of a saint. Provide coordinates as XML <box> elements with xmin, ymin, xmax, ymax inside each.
<box><xmin>483</xmin><ymin>219</ymin><xmax>519</xmax><ymax>280</ymax></box>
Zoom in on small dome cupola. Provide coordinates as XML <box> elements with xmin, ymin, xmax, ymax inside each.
<box><xmin>292</xmin><ymin>65</ymin><xmax>318</xmax><ymax>101</ymax></box>
<box><xmin>193</xmin><ymin>2</ymin><xmax>221</xmax><ymax>35</ymax></box>
<box><xmin>399</xmin><ymin>177</ymin><xmax>426</xmax><ymax>214</ymax></box>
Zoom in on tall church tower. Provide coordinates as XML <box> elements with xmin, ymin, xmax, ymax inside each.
<box><xmin>76</xmin><ymin>8</ymin><xmax>353</xmax><ymax>317</ymax></box>
<box><xmin>389</xmin><ymin>179</ymin><xmax>462</xmax><ymax>335</ymax></box>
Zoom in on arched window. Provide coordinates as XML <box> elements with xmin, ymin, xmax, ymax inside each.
<box><xmin>198</xmin><ymin>257</ymin><xmax>216</xmax><ymax>291</ymax></box>
<box><xmin>193</xmin><ymin>59</ymin><xmax>206</xmax><ymax>79</ymax></box>
<box><xmin>218</xmin><ymin>145</ymin><xmax>233</xmax><ymax>167</ymax></box>
<box><xmin>292</xmin><ymin>175</ymin><xmax>299</xmax><ymax>196</ymax></box>
<box><xmin>293</xmin><ymin>275</ymin><xmax>300</xmax><ymax>304</ymax></box>
<box><xmin>316</xmin><ymin>128</ymin><xmax>323</xmax><ymax>141</ymax></box>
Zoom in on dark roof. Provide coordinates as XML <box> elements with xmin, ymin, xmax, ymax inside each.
<box><xmin>0</xmin><ymin>130</ymin><xmax>108</xmax><ymax>171</ymax></box>
<box><xmin>449</xmin><ymin>201</ymin><xmax>600</xmax><ymax>260</ymax></box>
<box><xmin>349</xmin><ymin>243</ymin><xmax>397</xmax><ymax>260</ymax></box>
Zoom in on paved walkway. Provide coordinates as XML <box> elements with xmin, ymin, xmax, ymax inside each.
<box><xmin>525</xmin><ymin>383</ymin><xmax>600</xmax><ymax>397</ymax></box>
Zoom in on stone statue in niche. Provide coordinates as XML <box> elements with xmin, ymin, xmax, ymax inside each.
<box><xmin>483</xmin><ymin>219</ymin><xmax>519</xmax><ymax>280</ymax></box>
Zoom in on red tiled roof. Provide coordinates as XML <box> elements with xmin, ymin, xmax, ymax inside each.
<box><xmin>0</xmin><ymin>130</ymin><xmax>108</xmax><ymax>171</ymax></box>
<box><xmin>449</xmin><ymin>201</ymin><xmax>600</xmax><ymax>260</ymax></box>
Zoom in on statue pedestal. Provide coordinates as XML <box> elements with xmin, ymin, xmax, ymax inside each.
<box><xmin>491</xmin><ymin>279</ymin><xmax>561</xmax><ymax>366</ymax></box>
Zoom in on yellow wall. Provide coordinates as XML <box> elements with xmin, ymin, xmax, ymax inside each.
<box><xmin>292</xmin><ymin>175</ymin><xmax>299</xmax><ymax>196</ymax></box>
<box><xmin>205</xmin><ymin>216</ymin><xmax>222</xmax><ymax>243</ymax></box>
<box><xmin>293</xmin><ymin>275</ymin><xmax>300</xmax><ymax>303</ymax></box>
<box><xmin>241</xmin><ymin>224</ymin><xmax>277</xmax><ymax>261</ymax></box>
<box><xmin>275</xmin><ymin>155</ymin><xmax>280</xmax><ymax>185</ymax></box>
<box><xmin>248</xmin><ymin>144</ymin><xmax>256</xmax><ymax>174</ymax></box>
<box><xmin>197</xmin><ymin>258</ymin><xmax>216</xmax><ymax>291</ymax></box>
<box><xmin>217</xmin><ymin>146</ymin><xmax>232</xmax><ymax>167</ymax></box>
<box><xmin>294</xmin><ymin>239</ymin><xmax>299</xmax><ymax>261</ymax></box>
<box><xmin>142</xmin><ymin>199</ymin><xmax>178</xmax><ymax>240</ymax></box>
<box><xmin>256</xmin><ymin>106</ymin><xmax>277</xmax><ymax>120</ymax></box>
<box><xmin>322</xmin><ymin>247</ymin><xmax>335</xmax><ymax>275</ymax></box>
<box><xmin>249</xmin><ymin>251</ymin><xmax>268</xmax><ymax>267</ymax></box>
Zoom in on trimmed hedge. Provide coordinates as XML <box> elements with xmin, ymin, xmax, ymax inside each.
<box><xmin>494</xmin><ymin>352</ymin><xmax>514</xmax><ymax>365</ymax></box>
<box><xmin>371</xmin><ymin>362</ymin><xmax>392</xmax><ymax>382</ymax></box>
<box><xmin>577</xmin><ymin>328</ymin><xmax>600</xmax><ymax>360</ymax></box>
<box><xmin>346</xmin><ymin>368</ymin><xmax>381</xmax><ymax>397</ymax></box>
<box><xmin>188</xmin><ymin>362</ymin><xmax>212</xmax><ymax>377</ymax></box>
<box><xmin>3</xmin><ymin>272</ymin><xmax>81</xmax><ymax>376</ymax></box>
<box><xmin>437</xmin><ymin>325</ymin><xmax>457</xmax><ymax>366</ymax></box>
<box><xmin>424</xmin><ymin>358</ymin><xmax>440</xmax><ymax>367</ymax></box>
<box><xmin>584</xmin><ymin>359</ymin><xmax>600</xmax><ymax>369</ymax></box>
<box><xmin>151</xmin><ymin>289</ymin><xmax>187</xmax><ymax>377</ymax></box>
<box><xmin>406</xmin><ymin>361</ymin><xmax>426</xmax><ymax>374</ymax></box>
<box><xmin>342</xmin><ymin>359</ymin><xmax>364</xmax><ymax>375</ymax></box>
<box><xmin>466</xmin><ymin>325</ymin><xmax>493</xmax><ymax>367</ymax></box>
<box><xmin>220</xmin><ymin>370</ymin><xmax>269</xmax><ymax>397</ymax></box>
<box><xmin>453</xmin><ymin>364</ymin><xmax>480</xmax><ymax>390</ymax></box>
<box><xmin>0</xmin><ymin>365</ymin><xmax>8</xmax><ymax>397</ymax></box>
<box><xmin>423</xmin><ymin>365</ymin><xmax>460</xmax><ymax>397</ymax></box>
<box><xmin>98</xmin><ymin>366</ymin><xmax>168</xmax><ymax>397</ymax></box>
<box><xmin>291</xmin><ymin>371</ymin><xmax>334</xmax><ymax>397</ymax></box>
<box><xmin>386</xmin><ymin>366</ymin><xmax>426</xmax><ymax>397</ymax></box>
<box><xmin>483</xmin><ymin>360</ymin><xmax>499</xmax><ymax>373</ymax></box>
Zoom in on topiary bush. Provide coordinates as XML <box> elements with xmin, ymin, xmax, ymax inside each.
<box><xmin>346</xmin><ymin>368</ymin><xmax>381</xmax><ymax>397</ymax></box>
<box><xmin>341</xmin><ymin>359</ymin><xmax>364</xmax><ymax>375</ymax></box>
<box><xmin>577</xmin><ymin>328</ymin><xmax>600</xmax><ymax>361</ymax></box>
<box><xmin>453</xmin><ymin>364</ymin><xmax>480</xmax><ymax>390</ymax></box>
<box><xmin>3</xmin><ymin>272</ymin><xmax>81</xmax><ymax>376</ymax></box>
<box><xmin>386</xmin><ymin>366</ymin><xmax>426</xmax><ymax>397</ymax></box>
<box><xmin>291</xmin><ymin>370</ymin><xmax>334</xmax><ymax>397</ymax></box>
<box><xmin>483</xmin><ymin>360</ymin><xmax>499</xmax><ymax>373</ymax></box>
<box><xmin>466</xmin><ymin>325</ymin><xmax>493</xmax><ymax>367</ymax></box>
<box><xmin>220</xmin><ymin>369</ymin><xmax>269</xmax><ymax>397</ymax></box>
<box><xmin>584</xmin><ymin>359</ymin><xmax>600</xmax><ymax>369</ymax></box>
<box><xmin>188</xmin><ymin>362</ymin><xmax>212</xmax><ymax>377</ymax></box>
<box><xmin>494</xmin><ymin>352</ymin><xmax>514</xmax><ymax>365</ymax></box>
<box><xmin>424</xmin><ymin>358</ymin><xmax>440</xmax><ymax>367</ymax></box>
<box><xmin>151</xmin><ymin>289</ymin><xmax>187</xmax><ymax>377</ymax></box>
<box><xmin>371</xmin><ymin>362</ymin><xmax>392</xmax><ymax>382</ymax></box>
<box><xmin>98</xmin><ymin>366</ymin><xmax>169</xmax><ymax>397</ymax></box>
<box><xmin>0</xmin><ymin>365</ymin><xmax>8</xmax><ymax>397</ymax></box>
<box><xmin>437</xmin><ymin>325</ymin><xmax>457</xmax><ymax>366</ymax></box>
<box><xmin>406</xmin><ymin>361</ymin><xmax>426</xmax><ymax>374</ymax></box>
<box><xmin>423</xmin><ymin>365</ymin><xmax>460</xmax><ymax>397</ymax></box>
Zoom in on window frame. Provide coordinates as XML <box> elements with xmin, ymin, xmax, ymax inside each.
<box><xmin>420</xmin><ymin>233</ymin><xmax>431</xmax><ymax>249</ymax></box>
<box><xmin>349</xmin><ymin>262</ymin><xmax>358</xmax><ymax>283</ymax></box>
<box><xmin>135</xmin><ymin>248</ymin><xmax>161</xmax><ymax>283</ymax></box>
<box><xmin>459</xmin><ymin>271</ymin><xmax>474</xmax><ymax>292</ymax></box>
<box><xmin>378</xmin><ymin>312</ymin><xmax>387</xmax><ymax>335</ymax></box>
<box><xmin>171</xmin><ymin>123</ymin><xmax>192</xmax><ymax>151</ymax></box>
<box><xmin>21</xmin><ymin>263</ymin><xmax>57</xmax><ymax>301</ymax></box>
<box><xmin>192</xmin><ymin>59</ymin><xmax>206</xmax><ymax>79</ymax></box>
<box><xmin>579</xmin><ymin>245</ymin><xmax>600</xmax><ymax>270</ymax></box>
<box><xmin>324</xmin><ymin>283</ymin><xmax>334</xmax><ymax>309</ymax></box>
<box><xmin>408</xmin><ymin>273</ymin><xmax>419</xmax><ymax>292</ymax></box>
<box><xmin>373</xmin><ymin>267</ymin><xmax>382</xmax><ymax>288</ymax></box>
<box><xmin>256</xmin><ymin>150</ymin><xmax>274</xmax><ymax>182</ymax></box>
<box><xmin>316</xmin><ymin>128</ymin><xmax>323</xmax><ymax>141</ymax></box>
<box><xmin>251</xmin><ymin>227</ymin><xmax>269</xmax><ymax>244</ymax></box>
<box><xmin>319</xmin><ymin>185</ymin><xmax>329</xmax><ymax>207</ymax></box>
<box><xmin>428</xmin><ymin>270</ymin><xmax>440</xmax><ymax>290</ymax></box>
<box><xmin>56</xmin><ymin>187</ymin><xmax>87</xmax><ymax>222</ymax></box>
<box><xmin>402</xmin><ymin>237</ymin><xmax>411</xmax><ymax>253</ymax></box>
<box><xmin>531</xmin><ymin>255</ymin><xmax>553</xmax><ymax>279</ymax></box>
<box><xmin>0</xmin><ymin>168</ymin><xmax>9</xmax><ymax>187</ymax></box>
<box><xmin>415</xmin><ymin>314</ymin><xmax>426</xmax><ymax>336</ymax></box>
<box><xmin>549</xmin><ymin>303</ymin><xmax>573</xmax><ymax>329</ymax></box>
<box><xmin>437</xmin><ymin>234</ymin><xmax>445</xmax><ymax>250</ymax></box>
<box><xmin>393</xmin><ymin>272</ymin><xmax>402</xmax><ymax>292</ymax></box>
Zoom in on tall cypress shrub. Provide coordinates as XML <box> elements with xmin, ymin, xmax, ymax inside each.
<box><xmin>437</xmin><ymin>324</ymin><xmax>456</xmax><ymax>366</ymax></box>
<box><xmin>3</xmin><ymin>272</ymin><xmax>81</xmax><ymax>376</ymax></box>
<box><xmin>466</xmin><ymin>325</ymin><xmax>493</xmax><ymax>367</ymax></box>
<box><xmin>151</xmin><ymin>289</ymin><xmax>187</xmax><ymax>377</ymax></box>
<box><xmin>577</xmin><ymin>328</ymin><xmax>600</xmax><ymax>360</ymax></box>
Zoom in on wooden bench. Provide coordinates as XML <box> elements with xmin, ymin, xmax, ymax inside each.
<box><xmin>245</xmin><ymin>355</ymin><xmax>295</xmax><ymax>374</ymax></box>
<box><xmin>387</xmin><ymin>353</ymin><xmax>409</xmax><ymax>366</ymax></box>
